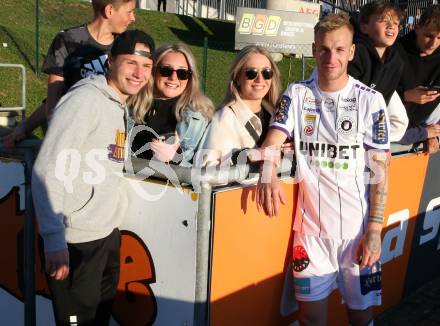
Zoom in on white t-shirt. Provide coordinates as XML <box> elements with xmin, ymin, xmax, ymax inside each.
<box><xmin>271</xmin><ymin>76</ymin><xmax>390</xmax><ymax>239</ymax></box>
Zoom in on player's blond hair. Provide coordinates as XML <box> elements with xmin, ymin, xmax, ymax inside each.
<box><xmin>314</xmin><ymin>13</ymin><xmax>354</xmax><ymax>39</ymax></box>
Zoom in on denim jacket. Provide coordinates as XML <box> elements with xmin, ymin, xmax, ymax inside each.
<box><xmin>177</xmin><ymin>107</ymin><xmax>209</xmax><ymax>166</ymax></box>
<box><xmin>127</xmin><ymin>106</ymin><xmax>209</xmax><ymax>167</ymax></box>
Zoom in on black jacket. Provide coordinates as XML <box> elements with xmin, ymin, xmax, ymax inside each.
<box><xmin>348</xmin><ymin>33</ymin><xmax>404</xmax><ymax>105</ymax></box>
<box><xmin>398</xmin><ymin>30</ymin><xmax>440</xmax><ymax>127</ymax></box>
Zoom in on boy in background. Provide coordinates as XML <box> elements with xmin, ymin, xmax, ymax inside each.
<box><xmin>3</xmin><ymin>0</ymin><xmax>136</xmax><ymax>148</ymax></box>
<box><xmin>398</xmin><ymin>5</ymin><xmax>440</xmax><ymax>153</ymax></box>
<box><xmin>348</xmin><ymin>0</ymin><xmax>409</xmax><ymax>142</ymax></box>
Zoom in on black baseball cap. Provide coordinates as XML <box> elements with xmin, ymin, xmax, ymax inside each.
<box><xmin>111</xmin><ymin>29</ymin><xmax>155</xmax><ymax>58</ymax></box>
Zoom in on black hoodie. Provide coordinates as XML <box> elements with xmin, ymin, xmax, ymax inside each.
<box><xmin>398</xmin><ymin>30</ymin><xmax>440</xmax><ymax>126</ymax></box>
<box><xmin>348</xmin><ymin>33</ymin><xmax>405</xmax><ymax>105</ymax></box>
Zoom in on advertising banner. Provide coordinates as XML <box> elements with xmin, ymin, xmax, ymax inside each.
<box><xmin>235</xmin><ymin>7</ymin><xmax>316</xmax><ymax>56</ymax></box>
<box><xmin>1</xmin><ymin>150</ymin><xmax>440</xmax><ymax>325</ymax></box>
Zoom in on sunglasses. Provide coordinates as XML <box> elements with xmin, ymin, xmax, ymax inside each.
<box><xmin>158</xmin><ymin>65</ymin><xmax>192</xmax><ymax>80</ymax></box>
<box><xmin>244</xmin><ymin>67</ymin><xmax>273</xmax><ymax>80</ymax></box>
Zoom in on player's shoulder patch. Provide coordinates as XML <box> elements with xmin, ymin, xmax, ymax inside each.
<box><xmin>372</xmin><ymin>108</ymin><xmax>388</xmax><ymax>144</ymax></box>
<box><xmin>354</xmin><ymin>82</ymin><xmax>377</xmax><ymax>95</ymax></box>
<box><xmin>274</xmin><ymin>94</ymin><xmax>292</xmax><ymax>124</ymax></box>
<box><xmin>297</xmin><ymin>78</ymin><xmax>316</xmax><ymax>89</ymax></box>
<box><xmin>298</xmin><ymin>77</ymin><xmax>314</xmax><ymax>85</ymax></box>
<box><xmin>288</xmin><ymin>81</ymin><xmax>314</xmax><ymax>95</ymax></box>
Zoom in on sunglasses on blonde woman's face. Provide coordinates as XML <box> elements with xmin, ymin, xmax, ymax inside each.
<box><xmin>243</xmin><ymin>67</ymin><xmax>273</xmax><ymax>80</ymax></box>
<box><xmin>158</xmin><ymin>65</ymin><xmax>192</xmax><ymax>80</ymax></box>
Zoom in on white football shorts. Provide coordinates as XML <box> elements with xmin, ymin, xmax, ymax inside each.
<box><xmin>292</xmin><ymin>232</ymin><xmax>381</xmax><ymax>310</ymax></box>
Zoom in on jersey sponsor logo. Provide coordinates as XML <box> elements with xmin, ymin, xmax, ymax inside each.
<box><xmin>274</xmin><ymin>95</ymin><xmax>291</xmax><ymax>124</ymax></box>
<box><xmin>80</xmin><ymin>54</ymin><xmax>108</xmax><ymax>79</ymax></box>
<box><xmin>303</xmin><ymin>114</ymin><xmax>316</xmax><ymax>136</ymax></box>
<box><xmin>303</xmin><ymin>106</ymin><xmax>320</xmax><ymax>113</ymax></box>
<box><xmin>372</xmin><ymin>109</ymin><xmax>388</xmax><ymax>144</ymax></box>
<box><xmin>299</xmin><ymin>141</ymin><xmax>360</xmax><ymax>160</ymax></box>
<box><xmin>294</xmin><ymin>277</ymin><xmax>311</xmax><ymax>294</ymax></box>
<box><xmin>337</xmin><ymin>116</ymin><xmax>355</xmax><ymax>135</ymax></box>
<box><xmin>341</xmin><ymin>97</ymin><xmax>356</xmax><ymax>103</ymax></box>
<box><xmin>292</xmin><ymin>245</ymin><xmax>310</xmax><ymax>272</ymax></box>
<box><xmin>359</xmin><ymin>262</ymin><xmax>382</xmax><ymax>295</ymax></box>
<box><xmin>304</xmin><ymin>96</ymin><xmax>320</xmax><ymax>105</ymax></box>
<box><xmin>340</xmin><ymin>104</ymin><xmax>357</xmax><ymax>111</ymax></box>
<box><xmin>310</xmin><ymin>159</ymin><xmax>349</xmax><ymax>170</ymax></box>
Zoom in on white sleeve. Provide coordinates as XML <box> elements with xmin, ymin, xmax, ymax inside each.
<box><xmin>363</xmin><ymin>93</ymin><xmax>391</xmax><ymax>150</ymax></box>
<box><xmin>387</xmin><ymin>91</ymin><xmax>409</xmax><ymax>142</ymax></box>
<box><xmin>196</xmin><ymin>107</ymin><xmax>241</xmax><ymax>167</ymax></box>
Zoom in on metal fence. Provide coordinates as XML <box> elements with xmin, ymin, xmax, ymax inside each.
<box><xmin>175</xmin><ymin>0</ymin><xmax>264</xmax><ymax>20</ymax></box>
<box><xmin>400</xmin><ymin>0</ymin><xmax>439</xmax><ymax>35</ymax></box>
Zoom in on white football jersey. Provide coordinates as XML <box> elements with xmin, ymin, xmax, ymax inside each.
<box><xmin>271</xmin><ymin>76</ymin><xmax>390</xmax><ymax>239</ymax></box>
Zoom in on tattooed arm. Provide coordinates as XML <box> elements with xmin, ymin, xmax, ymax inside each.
<box><xmin>358</xmin><ymin>151</ymin><xmax>389</xmax><ymax>269</ymax></box>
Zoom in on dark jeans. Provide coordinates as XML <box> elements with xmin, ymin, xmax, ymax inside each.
<box><xmin>45</xmin><ymin>229</ymin><xmax>120</xmax><ymax>326</ymax></box>
<box><xmin>158</xmin><ymin>0</ymin><xmax>167</xmax><ymax>12</ymax></box>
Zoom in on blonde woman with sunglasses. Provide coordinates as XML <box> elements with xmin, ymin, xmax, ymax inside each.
<box><xmin>130</xmin><ymin>43</ymin><xmax>214</xmax><ymax>166</ymax></box>
<box><xmin>198</xmin><ymin>45</ymin><xmax>281</xmax><ymax>166</ymax></box>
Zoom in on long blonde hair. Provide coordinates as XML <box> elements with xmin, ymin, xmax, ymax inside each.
<box><xmin>132</xmin><ymin>42</ymin><xmax>214</xmax><ymax>124</ymax></box>
<box><xmin>127</xmin><ymin>76</ymin><xmax>154</xmax><ymax>124</ymax></box>
<box><xmin>220</xmin><ymin>45</ymin><xmax>281</xmax><ymax>112</ymax></box>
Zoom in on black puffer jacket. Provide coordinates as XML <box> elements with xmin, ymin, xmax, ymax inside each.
<box><xmin>348</xmin><ymin>33</ymin><xmax>405</xmax><ymax>105</ymax></box>
<box><xmin>398</xmin><ymin>30</ymin><xmax>440</xmax><ymax>126</ymax></box>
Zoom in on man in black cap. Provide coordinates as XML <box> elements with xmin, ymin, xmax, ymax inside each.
<box><xmin>32</xmin><ymin>29</ymin><xmax>155</xmax><ymax>326</ymax></box>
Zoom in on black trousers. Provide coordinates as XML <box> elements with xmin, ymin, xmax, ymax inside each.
<box><xmin>45</xmin><ymin>229</ymin><xmax>120</xmax><ymax>326</ymax></box>
<box><xmin>158</xmin><ymin>0</ymin><xmax>167</xmax><ymax>12</ymax></box>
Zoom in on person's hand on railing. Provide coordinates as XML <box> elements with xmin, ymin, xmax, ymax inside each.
<box><xmin>426</xmin><ymin>124</ymin><xmax>440</xmax><ymax>139</ymax></box>
<box><xmin>45</xmin><ymin>249</ymin><xmax>70</xmax><ymax>280</ymax></box>
<box><xmin>424</xmin><ymin>136</ymin><xmax>440</xmax><ymax>154</ymax></box>
<box><xmin>404</xmin><ymin>86</ymin><xmax>440</xmax><ymax>105</ymax></box>
<box><xmin>2</xmin><ymin>121</ymin><xmax>27</xmax><ymax>150</ymax></box>
<box><xmin>256</xmin><ymin>153</ymin><xmax>286</xmax><ymax>217</ymax></box>
<box><xmin>281</xmin><ymin>140</ymin><xmax>294</xmax><ymax>156</ymax></box>
<box><xmin>150</xmin><ymin>132</ymin><xmax>180</xmax><ymax>163</ymax></box>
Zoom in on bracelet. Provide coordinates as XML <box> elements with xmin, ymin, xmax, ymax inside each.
<box><xmin>368</xmin><ymin>215</ymin><xmax>384</xmax><ymax>224</ymax></box>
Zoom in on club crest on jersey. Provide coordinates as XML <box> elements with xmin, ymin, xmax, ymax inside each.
<box><xmin>324</xmin><ymin>97</ymin><xmax>335</xmax><ymax>109</ymax></box>
<box><xmin>292</xmin><ymin>245</ymin><xmax>310</xmax><ymax>272</ymax></box>
<box><xmin>337</xmin><ymin>116</ymin><xmax>355</xmax><ymax>135</ymax></box>
<box><xmin>372</xmin><ymin>109</ymin><xmax>388</xmax><ymax>144</ymax></box>
<box><xmin>274</xmin><ymin>95</ymin><xmax>291</xmax><ymax>124</ymax></box>
<box><xmin>303</xmin><ymin>114</ymin><xmax>316</xmax><ymax>136</ymax></box>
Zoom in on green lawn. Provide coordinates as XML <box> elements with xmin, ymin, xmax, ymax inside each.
<box><xmin>0</xmin><ymin>0</ymin><xmax>314</xmax><ymax>137</ymax></box>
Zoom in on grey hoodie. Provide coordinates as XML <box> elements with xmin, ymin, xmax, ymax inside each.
<box><xmin>32</xmin><ymin>74</ymin><xmax>128</xmax><ymax>253</ymax></box>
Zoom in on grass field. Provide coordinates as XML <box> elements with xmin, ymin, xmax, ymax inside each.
<box><xmin>0</xmin><ymin>0</ymin><xmax>314</xmax><ymax>137</ymax></box>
